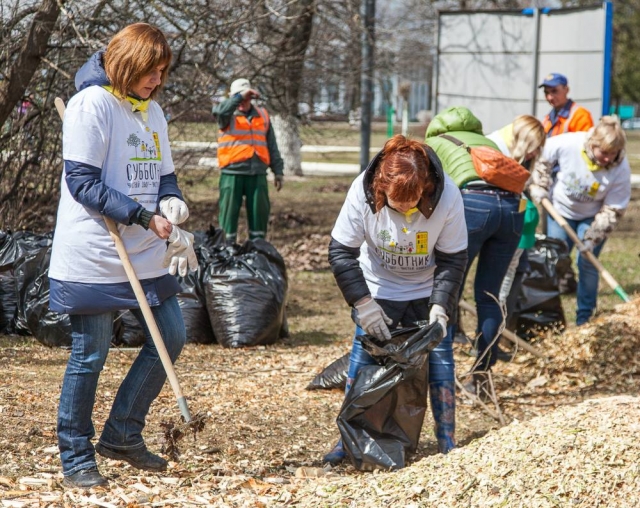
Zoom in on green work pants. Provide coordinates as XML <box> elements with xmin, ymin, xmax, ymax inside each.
<box><xmin>218</xmin><ymin>173</ymin><xmax>270</xmax><ymax>243</ymax></box>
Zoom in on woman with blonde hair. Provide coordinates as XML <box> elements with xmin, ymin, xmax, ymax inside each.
<box><xmin>323</xmin><ymin>134</ymin><xmax>468</xmax><ymax>465</ymax></box>
<box><xmin>527</xmin><ymin>115</ymin><xmax>630</xmax><ymax>325</ymax></box>
<box><xmin>487</xmin><ymin>116</ymin><xmax>545</xmax><ymax>308</ymax></box>
<box><xmin>489</xmin><ymin>114</ymin><xmax>546</xmax><ymax>166</ymax></box>
<box><xmin>50</xmin><ymin>23</ymin><xmax>197</xmax><ymax>488</ymax></box>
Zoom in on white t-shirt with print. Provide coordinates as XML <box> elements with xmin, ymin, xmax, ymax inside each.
<box><xmin>331</xmin><ymin>172</ymin><xmax>468</xmax><ymax>301</ymax></box>
<box><xmin>542</xmin><ymin>132</ymin><xmax>631</xmax><ymax>220</ymax></box>
<box><xmin>49</xmin><ymin>86</ymin><xmax>175</xmax><ymax>283</ymax></box>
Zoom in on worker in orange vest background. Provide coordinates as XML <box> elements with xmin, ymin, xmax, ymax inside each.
<box><xmin>539</xmin><ymin>73</ymin><xmax>594</xmax><ymax>138</ymax></box>
<box><xmin>213</xmin><ymin>78</ymin><xmax>284</xmax><ymax>243</ymax></box>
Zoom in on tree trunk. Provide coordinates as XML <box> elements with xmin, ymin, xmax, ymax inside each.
<box><xmin>0</xmin><ymin>0</ymin><xmax>62</xmax><ymax>127</ymax></box>
<box><xmin>272</xmin><ymin>113</ymin><xmax>302</xmax><ymax>177</ymax></box>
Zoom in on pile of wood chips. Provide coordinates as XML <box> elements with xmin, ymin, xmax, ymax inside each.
<box><xmin>1</xmin><ymin>299</ymin><xmax>639</xmax><ymax>507</ymax></box>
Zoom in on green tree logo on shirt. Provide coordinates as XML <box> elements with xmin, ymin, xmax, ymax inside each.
<box><xmin>377</xmin><ymin>229</ymin><xmax>391</xmax><ymax>249</ymax></box>
<box><xmin>127</xmin><ymin>133</ymin><xmax>141</xmax><ymax>158</ymax></box>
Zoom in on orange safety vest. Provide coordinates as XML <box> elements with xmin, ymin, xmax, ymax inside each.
<box><xmin>217</xmin><ymin>107</ymin><xmax>271</xmax><ymax>168</ymax></box>
<box><xmin>543</xmin><ymin>102</ymin><xmax>594</xmax><ymax>137</ymax></box>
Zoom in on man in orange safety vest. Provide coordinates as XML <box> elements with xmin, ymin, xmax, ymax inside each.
<box><xmin>539</xmin><ymin>73</ymin><xmax>594</xmax><ymax>138</ymax></box>
<box><xmin>213</xmin><ymin>78</ymin><xmax>284</xmax><ymax>243</ymax></box>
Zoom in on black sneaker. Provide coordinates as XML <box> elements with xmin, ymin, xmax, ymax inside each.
<box><xmin>96</xmin><ymin>443</ymin><xmax>167</xmax><ymax>472</ymax></box>
<box><xmin>63</xmin><ymin>467</ymin><xmax>108</xmax><ymax>488</ymax></box>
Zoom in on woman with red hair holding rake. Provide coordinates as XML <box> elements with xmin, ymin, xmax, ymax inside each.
<box><xmin>323</xmin><ymin>134</ymin><xmax>468</xmax><ymax>465</ymax></box>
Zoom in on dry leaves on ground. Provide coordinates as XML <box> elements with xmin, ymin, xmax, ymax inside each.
<box><xmin>1</xmin><ymin>300</ymin><xmax>639</xmax><ymax>507</ymax></box>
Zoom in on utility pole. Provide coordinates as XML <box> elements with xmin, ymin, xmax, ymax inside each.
<box><xmin>359</xmin><ymin>0</ymin><xmax>375</xmax><ymax>172</ymax></box>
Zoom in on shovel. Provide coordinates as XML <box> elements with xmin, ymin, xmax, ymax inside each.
<box><xmin>54</xmin><ymin>97</ymin><xmax>193</xmax><ymax>423</ymax></box>
<box><xmin>540</xmin><ymin>197</ymin><xmax>631</xmax><ymax>303</ymax></box>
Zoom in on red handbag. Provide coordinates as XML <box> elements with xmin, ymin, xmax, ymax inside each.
<box><xmin>440</xmin><ymin>134</ymin><xmax>530</xmax><ymax>194</ymax></box>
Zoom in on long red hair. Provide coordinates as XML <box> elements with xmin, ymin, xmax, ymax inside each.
<box><xmin>372</xmin><ymin>135</ymin><xmax>434</xmax><ymax>212</ymax></box>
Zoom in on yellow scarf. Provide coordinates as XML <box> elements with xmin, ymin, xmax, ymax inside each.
<box><xmin>580</xmin><ymin>148</ymin><xmax>601</xmax><ymax>172</ymax></box>
<box><xmin>102</xmin><ymin>85</ymin><xmax>151</xmax><ymax>122</ymax></box>
<box><xmin>404</xmin><ymin>207</ymin><xmax>419</xmax><ymax>223</ymax></box>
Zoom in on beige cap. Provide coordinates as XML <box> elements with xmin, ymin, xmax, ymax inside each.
<box><xmin>230</xmin><ymin>78</ymin><xmax>251</xmax><ymax>96</ymax></box>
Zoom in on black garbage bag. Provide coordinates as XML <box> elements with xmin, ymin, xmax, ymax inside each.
<box><xmin>178</xmin><ymin>292</ymin><xmax>215</xmax><ymax>344</ymax></box>
<box><xmin>113</xmin><ymin>310</ymin><xmax>146</xmax><ymax>347</ymax></box>
<box><xmin>10</xmin><ymin>232</ymin><xmax>74</xmax><ymax>347</ymax></box>
<box><xmin>0</xmin><ymin>270</ymin><xmax>17</xmax><ymax>334</ymax></box>
<box><xmin>204</xmin><ymin>238</ymin><xmax>288</xmax><ymax>348</ymax></box>
<box><xmin>515</xmin><ymin>236</ymin><xmax>567</xmax><ymax>338</ymax></box>
<box><xmin>174</xmin><ymin>230</ymin><xmax>223</xmax><ymax>345</ymax></box>
<box><xmin>306</xmin><ymin>353</ymin><xmax>349</xmax><ymax>391</ymax></box>
<box><xmin>337</xmin><ymin>323</ymin><xmax>444</xmax><ymax>471</ymax></box>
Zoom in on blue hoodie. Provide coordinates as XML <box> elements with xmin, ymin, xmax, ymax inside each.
<box><xmin>75</xmin><ymin>51</ymin><xmax>110</xmax><ymax>91</ymax></box>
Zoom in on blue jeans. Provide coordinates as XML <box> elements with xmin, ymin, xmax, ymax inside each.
<box><xmin>546</xmin><ymin>214</ymin><xmax>605</xmax><ymax>325</ymax></box>
<box><xmin>57</xmin><ymin>296</ymin><xmax>185</xmax><ymax>476</ymax></box>
<box><xmin>456</xmin><ymin>189</ymin><xmax>524</xmax><ymax>371</ymax></box>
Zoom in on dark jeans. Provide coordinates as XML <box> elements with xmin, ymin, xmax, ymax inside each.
<box><xmin>57</xmin><ymin>296</ymin><xmax>185</xmax><ymax>476</ymax></box>
<box><xmin>454</xmin><ymin>189</ymin><xmax>524</xmax><ymax>372</ymax></box>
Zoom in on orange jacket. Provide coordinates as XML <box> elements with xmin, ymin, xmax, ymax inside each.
<box><xmin>217</xmin><ymin>107</ymin><xmax>271</xmax><ymax>168</ymax></box>
<box><xmin>543</xmin><ymin>100</ymin><xmax>594</xmax><ymax>137</ymax></box>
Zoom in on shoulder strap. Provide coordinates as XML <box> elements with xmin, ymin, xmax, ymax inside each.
<box><xmin>439</xmin><ymin>134</ymin><xmax>470</xmax><ymax>152</ymax></box>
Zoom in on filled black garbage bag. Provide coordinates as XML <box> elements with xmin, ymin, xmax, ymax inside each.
<box><xmin>204</xmin><ymin>238</ymin><xmax>288</xmax><ymax>348</ymax></box>
<box><xmin>22</xmin><ymin>253</ymin><xmax>72</xmax><ymax>347</ymax></box>
<box><xmin>178</xmin><ymin>292</ymin><xmax>215</xmax><ymax>344</ymax></box>
<box><xmin>306</xmin><ymin>353</ymin><xmax>349</xmax><ymax>390</ymax></box>
<box><xmin>515</xmin><ymin>235</ymin><xmax>567</xmax><ymax>339</ymax></box>
<box><xmin>11</xmin><ymin>232</ymin><xmax>74</xmax><ymax>347</ymax></box>
<box><xmin>0</xmin><ymin>271</ymin><xmax>17</xmax><ymax>334</ymax></box>
<box><xmin>0</xmin><ymin>232</ymin><xmax>17</xmax><ymax>333</ymax></box>
<box><xmin>337</xmin><ymin>323</ymin><xmax>444</xmax><ymax>471</ymax></box>
<box><xmin>113</xmin><ymin>310</ymin><xmax>146</xmax><ymax>347</ymax></box>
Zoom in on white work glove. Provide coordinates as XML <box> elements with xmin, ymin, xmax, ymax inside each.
<box><xmin>428</xmin><ymin>304</ymin><xmax>448</xmax><ymax>332</ymax></box>
<box><xmin>579</xmin><ymin>239</ymin><xmax>595</xmax><ymax>253</ymax></box>
<box><xmin>527</xmin><ymin>184</ymin><xmax>549</xmax><ymax>205</ymax></box>
<box><xmin>159</xmin><ymin>197</ymin><xmax>189</xmax><ymax>225</ymax></box>
<box><xmin>354</xmin><ymin>298</ymin><xmax>393</xmax><ymax>341</ymax></box>
<box><xmin>163</xmin><ymin>225</ymin><xmax>198</xmax><ymax>277</ymax></box>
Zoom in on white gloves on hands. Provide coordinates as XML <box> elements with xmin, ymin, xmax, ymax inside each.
<box><xmin>355</xmin><ymin>298</ymin><xmax>393</xmax><ymax>341</ymax></box>
<box><xmin>579</xmin><ymin>239</ymin><xmax>595</xmax><ymax>253</ymax></box>
<box><xmin>428</xmin><ymin>304</ymin><xmax>448</xmax><ymax>332</ymax></box>
<box><xmin>527</xmin><ymin>184</ymin><xmax>549</xmax><ymax>204</ymax></box>
<box><xmin>159</xmin><ymin>197</ymin><xmax>189</xmax><ymax>225</ymax></box>
<box><xmin>163</xmin><ymin>225</ymin><xmax>198</xmax><ymax>277</ymax></box>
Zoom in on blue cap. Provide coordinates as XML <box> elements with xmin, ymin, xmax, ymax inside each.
<box><xmin>539</xmin><ymin>73</ymin><xmax>568</xmax><ymax>88</ymax></box>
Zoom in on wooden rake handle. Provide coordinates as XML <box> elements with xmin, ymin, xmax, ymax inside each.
<box><xmin>540</xmin><ymin>197</ymin><xmax>630</xmax><ymax>303</ymax></box>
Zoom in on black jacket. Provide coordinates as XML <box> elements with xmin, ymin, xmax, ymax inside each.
<box><xmin>328</xmin><ymin>145</ymin><xmax>468</xmax><ymax>319</ymax></box>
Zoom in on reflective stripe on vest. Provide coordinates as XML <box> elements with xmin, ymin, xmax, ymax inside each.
<box><xmin>217</xmin><ymin>107</ymin><xmax>271</xmax><ymax>168</ymax></box>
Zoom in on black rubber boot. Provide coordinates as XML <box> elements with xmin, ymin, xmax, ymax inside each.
<box><xmin>96</xmin><ymin>443</ymin><xmax>167</xmax><ymax>472</ymax></box>
<box><xmin>63</xmin><ymin>467</ymin><xmax>108</xmax><ymax>488</ymax></box>
<box><xmin>429</xmin><ymin>381</ymin><xmax>456</xmax><ymax>454</ymax></box>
